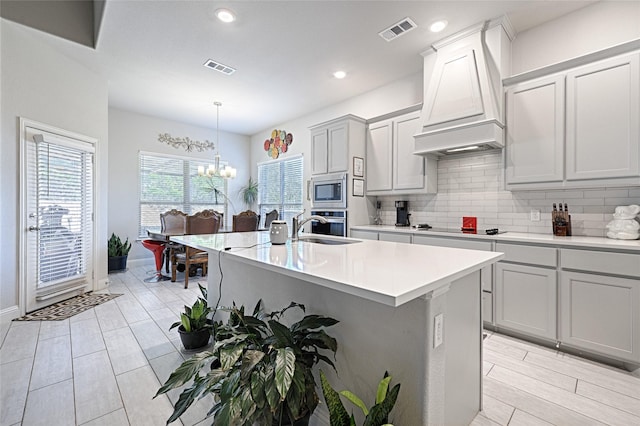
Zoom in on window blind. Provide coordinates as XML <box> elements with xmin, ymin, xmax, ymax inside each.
<box><xmin>258</xmin><ymin>155</ymin><xmax>303</xmax><ymax>226</ymax></box>
<box><xmin>34</xmin><ymin>137</ymin><xmax>94</xmax><ymax>290</ymax></box>
<box><xmin>138</xmin><ymin>152</ymin><xmax>227</xmax><ymax>236</ymax></box>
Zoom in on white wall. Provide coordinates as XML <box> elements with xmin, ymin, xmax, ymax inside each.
<box><xmin>248</xmin><ymin>72</ymin><xmax>423</xmax><ymax>215</ymax></box>
<box><xmin>511</xmin><ymin>1</ymin><xmax>640</xmax><ymax>75</ymax></box>
<box><xmin>108</xmin><ymin>108</ymin><xmax>251</xmax><ymax>262</ymax></box>
<box><xmin>1</xmin><ymin>20</ymin><xmax>108</xmax><ymax>318</ymax></box>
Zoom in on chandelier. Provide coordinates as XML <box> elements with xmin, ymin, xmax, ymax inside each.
<box><xmin>198</xmin><ymin>102</ymin><xmax>236</xmax><ymax>179</ymax></box>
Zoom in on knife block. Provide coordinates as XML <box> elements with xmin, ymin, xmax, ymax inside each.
<box><xmin>552</xmin><ymin>209</ymin><xmax>572</xmax><ymax>236</ymax></box>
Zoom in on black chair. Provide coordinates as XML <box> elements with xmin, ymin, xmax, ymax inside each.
<box><xmin>264</xmin><ymin>209</ymin><xmax>279</xmax><ymax>229</ymax></box>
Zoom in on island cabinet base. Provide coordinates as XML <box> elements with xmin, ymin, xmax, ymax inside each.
<box><xmin>207</xmin><ymin>252</ymin><xmax>483</xmax><ymax>426</ymax></box>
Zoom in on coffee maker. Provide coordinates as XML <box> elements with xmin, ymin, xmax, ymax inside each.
<box><xmin>395</xmin><ymin>200</ymin><xmax>411</xmax><ymax>227</ymax></box>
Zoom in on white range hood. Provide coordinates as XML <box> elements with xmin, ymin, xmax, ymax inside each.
<box><xmin>414</xmin><ymin>19</ymin><xmax>513</xmax><ymax>156</ymax></box>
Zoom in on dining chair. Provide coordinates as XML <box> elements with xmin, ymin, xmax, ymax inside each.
<box><xmin>171</xmin><ymin>210</ymin><xmax>221</xmax><ymax>288</ymax></box>
<box><xmin>160</xmin><ymin>209</ymin><xmax>187</xmax><ymax>273</ymax></box>
<box><xmin>232</xmin><ymin>210</ymin><xmax>260</xmax><ymax>232</ymax></box>
<box><xmin>264</xmin><ymin>209</ymin><xmax>279</xmax><ymax>229</ymax></box>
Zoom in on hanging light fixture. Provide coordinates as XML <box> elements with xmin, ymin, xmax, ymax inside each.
<box><xmin>198</xmin><ymin>101</ymin><xmax>236</xmax><ymax>179</ymax></box>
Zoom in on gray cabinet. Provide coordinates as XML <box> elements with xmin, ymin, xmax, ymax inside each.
<box><xmin>366</xmin><ymin>109</ymin><xmax>436</xmax><ymax>195</ymax></box>
<box><xmin>495</xmin><ymin>262</ymin><xmax>557</xmax><ymax>340</ymax></box>
<box><xmin>560</xmin><ymin>271</ymin><xmax>640</xmax><ymax>363</ymax></box>
<box><xmin>559</xmin><ymin>248</ymin><xmax>640</xmax><ymax>362</ymax></box>
<box><xmin>494</xmin><ymin>242</ymin><xmax>557</xmax><ymax>340</ymax></box>
<box><xmin>505</xmin><ymin>75</ymin><xmax>565</xmax><ymax>187</ymax></box>
<box><xmin>310</xmin><ymin>116</ymin><xmax>365</xmax><ymax>176</ymax></box>
<box><xmin>505</xmin><ymin>51</ymin><xmax>640</xmax><ymax>190</ymax></box>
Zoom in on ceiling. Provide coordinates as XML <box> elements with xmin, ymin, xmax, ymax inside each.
<box><xmin>9</xmin><ymin>0</ymin><xmax>596</xmax><ymax>136</ymax></box>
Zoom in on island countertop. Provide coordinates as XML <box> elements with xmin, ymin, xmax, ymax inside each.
<box><xmin>171</xmin><ymin>231</ymin><xmax>503</xmax><ymax>307</ymax></box>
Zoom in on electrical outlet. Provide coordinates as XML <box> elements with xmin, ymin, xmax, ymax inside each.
<box><xmin>434</xmin><ymin>313</ymin><xmax>444</xmax><ymax>348</ymax></box>
<box><xmin>530</xmin><ymin>209</ymin><xmax>541</xmax><ymax>222</ymax></box>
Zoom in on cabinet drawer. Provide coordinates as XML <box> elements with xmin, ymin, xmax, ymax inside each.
<box><xmin>378</xmin><ymin>232</ymin><xmax>411</xmax><ymax>244</ymax></box>
<box><xmin>413</xmin><ymin>235</ymin><xmax>492</xmax><ymax>251</ymax></box>
<box><xmin>350</xmin><ymin>229</ymin><xmax>378</xmax><ymax>240</ymax></box>
<box><xmin>561</xmin><ymin>249</ymin><xmax>640</xmax><ymax>277</ymax></box>
<box><xmin>495</xmin><ymin>243</ymin><xmax>557</xmax><ymax>267</ymax></box>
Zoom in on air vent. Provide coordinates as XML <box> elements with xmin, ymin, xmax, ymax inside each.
<box><xmin>378</xmin><ymin>17</ymin><xmax>417</xmax><ymax>42</ymax></box>
<box><xmin>203</xmin><ymin>59</ymin><xmax>236</xmax><ymax>75</ymax></box>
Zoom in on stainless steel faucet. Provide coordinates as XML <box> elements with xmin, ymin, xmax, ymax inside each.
<box><xmin>291</xmin><ymin>210</ymin><xmax>328</xmax><ymax>241</ymax></box>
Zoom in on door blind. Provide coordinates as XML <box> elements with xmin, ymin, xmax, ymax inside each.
<box><xmin>32</xmin><ymin>134</ymin><xmax>94</xmax><ymax>291</ymax></box>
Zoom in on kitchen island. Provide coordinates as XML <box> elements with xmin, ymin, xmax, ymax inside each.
<box><xmin>171</xmin><ymin>231</ymin><xmax>503</xmax><ymax>425</ymax></box>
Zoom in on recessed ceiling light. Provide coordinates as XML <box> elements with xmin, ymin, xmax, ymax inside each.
<box><xmin>430</xmin><ymin>20</ymin><xmax>448</xmax><ymax>33</ymax></box>
<box><xmin>215</xmin><ymin>8</ymin><xmax>236</xmax><ymax>23</ymax></box>
<box><xmin>333</xmin><ymin>71</ymin><xmax>347</xmax><ymax>79</ymax></box>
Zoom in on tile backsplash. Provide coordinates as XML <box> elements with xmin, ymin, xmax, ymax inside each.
<box><xmin>376</xmin><ymin>151</ymin><xmax>640</xmax><ymax>237</ymax></box>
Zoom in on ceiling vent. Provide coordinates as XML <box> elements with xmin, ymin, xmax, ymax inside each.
<box><xmin>378</xmin><ymin>17</ymin><xmax>417</xmax><ymax>42</ymax></box>
<box><xmin>203</xmin><ymin>59</ymin><xmax>236</xmax><ymax>75</ymax></box>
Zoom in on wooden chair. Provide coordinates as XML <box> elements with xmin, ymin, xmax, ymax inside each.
<box><xmin>160</xmin><ymin>209</ymin><xmax>187</xmax><ymax>273</ymax></box>
<box><xmin>232</xmin><ymin>210</ymin><xmax>260</xmax><ymax>232</ymax></box>
<box><xmin>171</xmin><ymin>210</ymin><xmax>221</xmax><ymax>288</ymax></box>
<box><xmin>264</xmin><ymin>209</ymin><xmax>279</xmax><ymax>229</ymax></box>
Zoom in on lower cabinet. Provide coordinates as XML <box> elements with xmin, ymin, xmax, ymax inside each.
<box><xmin>560</xmin><ymin>271</ymin><xmax>640</xmax><ymax>363</ymax></box>
<box><xmin>495</xmin><ymin>262</ymin><xmax>557</xmax><ymax>340</ymax></box>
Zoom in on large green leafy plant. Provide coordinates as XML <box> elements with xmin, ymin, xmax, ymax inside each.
<box><xmin>320</xmin><ymin>370</ymin><xmax>400</xmax><ymax>426</ymax></box>
<box><xmin>156</xmin><ymin>300</ymin><xmax>339</xmax><ymax>425</ymax></box>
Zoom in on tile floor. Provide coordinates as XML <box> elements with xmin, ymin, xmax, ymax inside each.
<box><xmin>1</xmin><ymin>263</ymin><xmax>639</xmax><ymax>425</ymax></box>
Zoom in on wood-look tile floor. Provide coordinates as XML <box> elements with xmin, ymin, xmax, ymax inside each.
<box><xmin>1</xmin><ymin>264</ymin><xmax>639</xmax><ymax>425</ymax></box>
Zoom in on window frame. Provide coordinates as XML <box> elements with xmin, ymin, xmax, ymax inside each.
<box><xmin>257</xmin><ymin>154</ymin><xmax>304</xmax><ymax>228</ymax></box>
<box><xmin>138</xmin><ymin>151</ymin><xmax>228</xmax><ymax>237</ymax></box>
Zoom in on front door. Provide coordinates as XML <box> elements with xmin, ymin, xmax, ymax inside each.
<box><xmin>21</xmin><ymin>120</ymin><xmax>95</xmax><ymax>313</ymax></box>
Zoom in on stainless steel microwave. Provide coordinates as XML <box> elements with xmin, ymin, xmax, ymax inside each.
<box><xmin>311</xmin><ymin>173</ymin><xmax>347</xmax><ymax>209</ymax></box>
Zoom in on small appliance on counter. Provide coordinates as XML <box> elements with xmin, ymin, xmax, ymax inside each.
<box><xmin>395</xmin><ymin>201</ymin><xmax>411</xmax><ymax>227</ymax></box>
<box><xmin>461</xmin><ymin>216</ymin><xmax>477</xmax><ymax>233</ymax></box>
<box><xmin>552</xmin><ymin>203</ymin><xmax>572</xmax><ymax>236</ymax></box>
<box><xmin>605</xmin><ymin>204</ymin><xmax>640</xmax><ymax>240</ymax></box>
<box><xmin>269</xmin><ymin>220</ymin><xmax>288</xmax><ymax>244</ymax></box>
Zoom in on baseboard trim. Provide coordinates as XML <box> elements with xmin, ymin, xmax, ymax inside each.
<box><xmin>1</xmin><ymin>305</ymin><xmax>21</xmax><ymax>323</ymax></box>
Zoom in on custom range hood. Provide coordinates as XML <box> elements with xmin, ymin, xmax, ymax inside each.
<box><xmin>414</xmin><ymin>19</ymin><xmax>513</xmax><ymax>156</ymax></box>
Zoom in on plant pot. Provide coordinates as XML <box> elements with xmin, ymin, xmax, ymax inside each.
<box><xmin>108</xmin><ymin>255</ymin><xmax>128</xmax><ymax>273</ymax></box>
<box><xmin>178</xmin><ymin>325</ymin><xmax>210</xmax><ymax>350</ymax></box>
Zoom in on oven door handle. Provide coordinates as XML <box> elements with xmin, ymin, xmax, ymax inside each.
<box><xmin>312</xmin><ymin>218</ymin><xmax>345</xmax><ymax>224</ymax></box>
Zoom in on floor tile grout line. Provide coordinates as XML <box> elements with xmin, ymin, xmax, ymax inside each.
<box><xmin>486</xmin><ymin>373</ymin><xmax>608</xmax><ymax>426</ymax></box>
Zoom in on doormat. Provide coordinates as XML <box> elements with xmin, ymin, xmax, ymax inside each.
<box><xmin>13</xmin><ymin>292</ymin><xmax>122</xmax><ymax>321</ymax></box>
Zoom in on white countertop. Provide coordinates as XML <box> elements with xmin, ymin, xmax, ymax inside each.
<box><xmin>171</xmin><ymin>231</ymin><xmax>503</xmax><ymax>307</ymax></box>
<box><xmin>351</xmin><ymin>225</ymin><xmax>640</xmax><ymax>252</ymax></box>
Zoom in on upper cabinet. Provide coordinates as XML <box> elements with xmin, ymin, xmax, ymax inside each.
<box><xmin>366</xmin><ymin>108</ymin><xmax>437</xmax><ymax>195</ymax></box>
<box><xmin>505</xmin><ymin>50</ymin><xmax>640</xmax><ymax>190</ymax></box>
<box><xmin>310</xmin><ymin>115</ymin><xmax>365</xmax><ymax>176</ymax></box>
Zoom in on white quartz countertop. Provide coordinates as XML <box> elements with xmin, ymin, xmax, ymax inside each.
<box><xmin>351</xmin><ymin>225</ymin><xmax>640</xmax><ymax>252</ymax></box>
<box><xmin>171</xmin><ymin>231</ymin><xmax>503</xmax><ymax>307</ymax></box>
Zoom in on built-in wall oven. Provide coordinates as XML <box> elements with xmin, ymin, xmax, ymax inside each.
<box><xmin>311</xmin><ymin>173</ymin><xmax>347</xmax><ymax>209</ymax></box>
<box><xmin>310</xmin><ymin>210</ymin><xmax>347</xmax><ymax>237</ymax></box>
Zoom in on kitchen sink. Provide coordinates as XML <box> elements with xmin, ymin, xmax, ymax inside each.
<box><xmin>298</xmin><ymin>237</ymin><xmax>360</xmax><ymax>245</ymax></box>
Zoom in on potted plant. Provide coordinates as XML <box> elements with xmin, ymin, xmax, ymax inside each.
<box><xmin>156</xmin><ymin>299</ymin><xmax>339</xmax><ymax>425</ymax></box>
<box><xmin>320</xmin><ymin>370</ymin><xmax>400</xmax><ymax>426</ymax></box>
<box><xmin>107</xmin><ymin>233</ymin><xmax>131</xmax><ymax>273</ymax></box>
<box><xmin>170</xmin><ymin>284</ymin><xmax>214</xmax><ymax>350</ymax></box>
<box><xmin>239</xmin><ymin>177</ymin><xmax>259</xmax><ymax>209</ymax></box>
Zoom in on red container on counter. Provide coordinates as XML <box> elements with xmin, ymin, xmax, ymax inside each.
<box><xmin>462</xmin><ymin>216</ymin><xmax>477</xmax><ymax>233</ymax></box>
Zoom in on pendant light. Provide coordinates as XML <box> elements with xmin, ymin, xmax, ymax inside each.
<box><xmin>198</xmin><ymin>102</ymin><xmax>236</xmax><ymax>179</ymax></box>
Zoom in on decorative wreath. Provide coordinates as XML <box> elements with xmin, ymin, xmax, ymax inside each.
<box><xmin>264</xmin><ymin>129</ymin><xmax>293</xmax><ymax>159</ymax></box>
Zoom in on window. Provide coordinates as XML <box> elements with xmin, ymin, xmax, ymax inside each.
<box><xmin>138</xmin><ymin>152</ymin><xmax>227</xmax><ymax>236</ymax></box>
<box><xmin>257</xmin><ymin>155</ymin><xmax>303</xmax><ymax>227</ymax></box>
